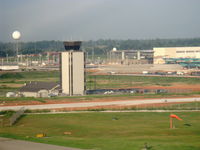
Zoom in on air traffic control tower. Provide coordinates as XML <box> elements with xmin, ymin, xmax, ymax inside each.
<box><xmin>60</xmin><ymin>41</ymin><xmax>85</xmax><ymax>96</ymax></box>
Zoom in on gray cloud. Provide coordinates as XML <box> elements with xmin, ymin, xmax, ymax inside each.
<box><xmin>1</xmin><ymin>0</ymin><xmax>200</xmax><ymax>42</ymax></box>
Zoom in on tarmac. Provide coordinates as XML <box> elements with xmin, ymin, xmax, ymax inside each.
<box><xmin>0</xmin><ymin>137</ymin><xmax>82</xmax><ymax>150</ymax></box>
<box><xmin>0</xmin><ymin>97</ymin><xmax>200</xmax><ymax>111</ymax></box>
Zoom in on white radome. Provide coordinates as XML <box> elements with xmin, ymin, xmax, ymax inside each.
<box><xmin>12</xmin><ymin>31</ymin><xmax>21</xmax><ymax>40</ymax></box>
<box><xmin>112</xmin><ymin>47</ymin><xmax>117</xmax><ymax>51</ymax></box>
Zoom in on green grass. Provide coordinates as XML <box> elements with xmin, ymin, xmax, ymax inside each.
<box><xmin>0</xmin><ymin>71</ymin><xmax>60</xmax><ymax>84</ymax></box>
<box><xmin>87</xmin><ymin>75</ymin><xmax>200</xmax><ymax>89</ymax></box>
<box><xmin>0</xmin><ymin>73</ymin><xmax>24</xmax><ymax>79</ymax></box>
<box><xmin>0</xmin><ymin>87</ymin><xmax>19</xmax><ymax>97</ymax></box>
<box><xmin>85</xmin><ymin>101</ymin><xmax>200</xmax><ymax>111</ymax></box>
<box><xmin>0</xmin><ymin>71</ymin><xmax>59</xmax><ymax>96</ymax></box>
<box><xmin>0</xmin><ymin>71</ymin><xmax>59</xmax><ymax>79</ymax></box>
<box><xmin>0</xmin><ymin>97</ymin><xmax>46</xmax><ymax>102</ymax></box>
<box><xmin>21</xmin><ymin>71</ymin><xmax>59</xmax><ymax>80</ymax></box>
<box><xmin>122</xmin><ymin>102</ymin><xmax>200</xmax><ymax>111</ymax></box>
<box><xmin>0</xmin><ymin>112</ymin><xmax>200</xmax><ymax>150</ymax></box>
<box><xmin>153</xmin><ymin>102</ymin><xmax>200</xmax><ymax>110</ymax></box>
<box><xmin>1</xmin><ymin>71</ymin><xmax>200</xmax><ymax>96</ymax></box>
<box><xmin>1</xmin><ymin>91</ymin><xmax>200</xmax><ymax>103</ymax></box>
<box><xmin>1</xmin><ymin>71</ymin><xmax>200</xmax><ymax>86</ymax></box>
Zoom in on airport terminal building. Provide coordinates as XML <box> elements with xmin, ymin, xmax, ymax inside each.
<box><xmin>153</xmin><ymin>47</ymin><xmax>200</xmax><ymax>67</ymax></box>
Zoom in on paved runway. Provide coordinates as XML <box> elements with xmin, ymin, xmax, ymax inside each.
<box><xmin>0</xmin><ymin>97</ymin><xmax>200</xmax><ymax>111</ymax></box>
<box><xmin>0</xmin><ymin>137</ymin><xmax>82</xmax><ymax>150</ymax></box>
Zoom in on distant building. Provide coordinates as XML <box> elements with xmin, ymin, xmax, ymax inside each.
<box><xmin>110</xmin><ymin>49</ymin><xmax>153</xmax><ymax>64</ymax></box>
<box><xmin>19</xmin><ymin>82</ymin><xmax>60</xmax><ymax>97</ymax></box>
<box><xmin>0</xmin><ymin>65</ymin><xmax>19</xmax><ymax>71</ymax></box>
<box><xmin>154</xmin><ymin>47</ymin><xmax>200</xmax><ymax>64</ymax></box>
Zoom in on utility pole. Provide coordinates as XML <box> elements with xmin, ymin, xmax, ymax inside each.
<box><xmin>92</xmin><ymin>49</ymin><xmax>94</xmax><ymax>63</ymax></box>
<box><xmin>1</xmin><ymin>58</ymin><xmax>3</xmax><ymax>66</ymax></box>
<box><xmin>6</xmin><ymin>54</ymin><xmax>8</xmax><ymax>64</ymax></box>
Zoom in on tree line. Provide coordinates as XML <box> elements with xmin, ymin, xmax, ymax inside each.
<box><xmin>0</xmin><ymin>38</ymin><xmax>200</xmax><ymax>57</ymax></box>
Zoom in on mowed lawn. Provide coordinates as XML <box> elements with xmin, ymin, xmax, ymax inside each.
<box><xmin>0</xmin><ymin>112</ymin><xmax>200</xmax><ymax>150</ymax></box>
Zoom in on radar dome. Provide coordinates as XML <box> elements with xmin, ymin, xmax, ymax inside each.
<box><xmin>12</xmin><ymin>31</ymin><xmax>21</xmax><ymax>40</ymax></box>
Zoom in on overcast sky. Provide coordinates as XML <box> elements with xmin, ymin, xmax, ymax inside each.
<box><xmin>1</xmin><ymin>0</ymin><xmax>200</xmax><ymax>42</ymax></box>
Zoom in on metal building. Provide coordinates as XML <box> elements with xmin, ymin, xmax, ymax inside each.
<box><xmin>19</xmin><ymin>82</ymin><xmax>60</xmax><ymax>97</ymax></box>
<box><xmin>109</xmin><ymin>49</ymin><xmax>153</xmax><ymax>64</ymax></box>
<box><xmin>154</xmin><ymin>47</ymin><xmax>200</xmax><ymax>64</ymax></box>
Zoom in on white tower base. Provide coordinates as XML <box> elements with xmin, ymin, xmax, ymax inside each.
<box><xmin>60</xmin><ymin>51</ymin><xmax>85</xmax><ymax>96</ymax></box>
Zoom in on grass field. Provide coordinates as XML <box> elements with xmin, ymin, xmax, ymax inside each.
<box><xmin>0</xmin><ymin>71</ymin><xmax>59</xmax><ymax>96</ymax></box>
<box><xmin>1</xmin><ymin>71</ymin><xmax>200</xmax><ymax>96</ymax></box>
<box><xmin>0</xmin><ymin>112</ymin><xmax>200</xmax><ymax>150</ymax></box>
<box><xmin>143</xmin><ymin>101</ymin><xmax>200</xmax><ymax>110</ymax></box>
<box><xmin>86</xmin><ymin>101</ymin><xmax>200</xmax><ymax>111</ymax></box>
<box><xmin>87</xmin><ymin>75</ymin><xmax>200</xmax><ymax>89</ymax></box>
